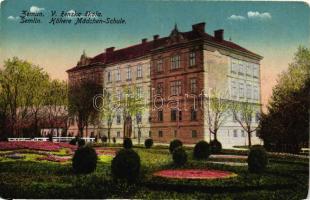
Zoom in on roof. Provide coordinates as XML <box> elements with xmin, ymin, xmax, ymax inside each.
<box><xmin>67</xmin><ymin>25</ymin><xmax>262</xmax><ymax>72</ymax></box>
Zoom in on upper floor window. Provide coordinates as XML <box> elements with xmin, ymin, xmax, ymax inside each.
<box><xmin>157</xmin><ymin>59</ymin><xmax>163</xmax><ymax>72</ymax></box>
<box><xmin>239</xmin><ymin>61</ymin><xmax>245</xmax><ymax>75</ymax></box>
<box><xmin>126</xmin><ymin>66</ymin><xmax>132</xmax><ymax>80</ymax></box>
<box><xmin>157</xmin><ymin>82</ymin><xmax>163</xmax><ymax>95</ymax></box>
<box><xmin>107</xmin><ymin>71</ymin><xmax>112</xmax><ymax>83</ymax></box>
<box><xmin>233</xmin><ymin>130</ymin><xmax>238</xmax><ymax>137</ymax></box>
<box><xmin>116</xmin><ymin>114</ymin><xmax>121</xmax><ymax>124</ymax></box>
<box><xmin>170</xmin><ymin>80</ymin><xmax>182</xmax><ymax>96</ymax></box>
<box><xmin>246</xmin><ymin>63</ymin><xmax>252</xmax><ymax>76</ymax></box>
<box><xmin>136</xmin><ymin>87</ymin><xmax>142</xmax><ymax>98</ymax></box>
<box><xmin>158</xmin><ymin>110</ymin><xmax>163</xmax><ymax>122</ymax></box>
<box><xmin>239</xmin><ymin>82</ymin><xmax>244</xmax><ymax>98</ymax></box>
<box><xmin>255</xmin><ymin>112</ymin><xmax>260</xmax><ymax>122</ymax></box>
<box><xmin>136</xmin><ymin>113</ymin><xmax>142</xmax><ymax>123</ymax></box>
<box><xmin>190</xmin><ymin>78</ymin><xmax>197</xmax><ymax>94</ymax></box>
<box><xmin>192</xmin><ymin>130</ymin><xmax>197</xmax><ymax>138</ymax></box>
<box><xmin>117</xmin><ymin>90</ymin><xmax>122</xmax><ymax>101</ymax></box>
<box><xmin>171</xmin><ymin>55</ymin><xmax>181</xmax><ymax>70</ymax></box>
<box><xmin>189</xmin><ymin>52</ymin><xmax>196</xmax><ymax>67</ymax></box>
<box><xmin>253</xmin><ymin>64</ymin><xmax>259</xmax><ymax>78</ymax></box>
<box><xmin>191</xmin><ymin>108</ymin><xmax>197</xmax><ymax>121</ymax></box>
<box><xmin>253</xmin><ymin>86</ymin><xmax>259</xmax><ymax>100</ymax></box>
<box><xmin>116</xmin><ymin>68</ymin><xmax>121</xmax><ymax>81</ymax></box>
<box><xmin>231</xmin><ymin>80</ymin><xmax>237</xmax><ymax>98</ymax></box>
<box><xmin>231</xmin><ymin>59</ymin><xmax>238</xmax><ymax>74</ymax></box>
<box><xmin>246</xmin><ymin>84</ymin><xmax>252</xmax><ymax>99</ymax></box>
<box><xmin>137</xmin><ymin>65</ymin><xmax>142</xmax><ymax>78</ymax></box>
<box><xmin>171</xmin><ymin>109</ymin><xmax>177</xmax><ymax>121</ymax></box>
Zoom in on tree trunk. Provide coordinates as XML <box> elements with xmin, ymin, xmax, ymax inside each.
<box><xmin>248</xmin><ymin>132</ymin><xmax>252</xmax><ymax>147</ymax></box>
<box><xmin>108</xmin><ymin>122</ymin><xmax>111</xmax><ymax>143</ymax></box>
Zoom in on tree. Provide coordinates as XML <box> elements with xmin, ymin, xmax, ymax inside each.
<box><xmin>259</xmin><ymin>47</ymin><xmax>310</xmax><ymax>153</ymax></box>
<box><xmin>0</xmin><ymin>57</ymin><xmax>50</xmax><ymax>137</ymax></box>
<box><xmin>68</xmin><ymin>80</ymin><xmax>102</xmax><ymax>137</ymax></box>
<box><xmin>99</xmin><ymin>89</ymin><xmax>118</xmax><ymax>143</ymax></box>
<box><xmin>204</xmin><ymin>88</ymin><xmax>230</xmax><ymax>141</ymax></box>
<box><xmin>231</xmin><ymin>100</ymin><xmax>260</xmax><ymax>147</ymax></box>
<box><xmin>119</xmin><ymin>86</ymin><xmax>145</xmax><ymax>140</ymax></box>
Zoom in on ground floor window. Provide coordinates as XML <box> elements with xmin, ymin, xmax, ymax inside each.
<box><xmin>174</xmin><ymin>130</ymin><xmax>177</xmax><ymax>137</ymax></box>
<box><xmin>149</xmin><ymin>131</ymin><xmax>152</xmax><ymax>138</ymax></box>
<box><xmin>158</xmin><ymin>130</ymin><xmax>163</xmax><ymax>137</ymax></box>
<box><xmin>192</xmin><ymin>130</ymin><xmax>197</xmax><ymax>138</ymax></box>
<box><xmin>117</xmin><ymin>131</ymin><xmax>120</xmax><ymax>138</ymax></box>
<box><xmin>233</xmin><ymin>130</ymin><xmax>238</xmax><ymax>137</ymax></box>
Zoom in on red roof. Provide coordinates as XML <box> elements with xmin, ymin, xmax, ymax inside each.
<box><xmin>67</xmin><ymin>26</ymin><xmax>262</xmax><ymax>72</ymax></box>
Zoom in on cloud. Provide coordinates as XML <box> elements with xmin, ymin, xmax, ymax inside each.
<box><xmin>30</xmin><ymin>6</ymin><xmax>45</xmax><ymax>13</ymax></box>
<box><xmin>7</xmin><ymin>16</ymin><xmax>19</xmax><ymax>21</ymax></box>
<box><xmin>227</xmin><ymin>14</ymin><xmax>246</xmax><ymax>21</ymax></box>
<box><xmin>247</xmin><ymin>11</ymin><xmax>271</xmax><ymax>20</ymax></box>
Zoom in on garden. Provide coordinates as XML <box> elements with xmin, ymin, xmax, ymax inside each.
<box><xmin>0</xmin><ymin>138</ymin><xmax>308</xmax><ymax>199</ymax></box>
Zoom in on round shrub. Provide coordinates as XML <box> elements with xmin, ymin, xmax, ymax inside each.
<box><xmin>123</xmin><ymin>138</ymin><xmax>133</xmax><ymax>149</ymax></box>
<box><xmin>101</xmin><ymin>135</ymin><xmax>108</xmax><ymax>143</ymax></box>
<box><xmin>111</xmin><ymin>149</ymin><xmax>141</xmax><ymax>182</ymax></box>
<box><xmin>72</xmin><ymin>146</ymin><xmax>98</xmax><ymax>174</ymax></box>
<box><xmin>144</xmin><ymin>138</ymin><xmax>153</xmax><ymax>149</ymax></box>
<box><xmin>248</xmin><ymin>145</ymin><xmax>268</xmax><ymax>173</ymax></box>
<box><xmin>78</xmin><ymin>138</ymin><xmax>86</xmax><ymax>147</ymax></box>
<box><xmin>210</xmin><ymin>140</ymin><xmax>222</xmax><ymax>154</ymax></box>
<box><xmin>112</xmin><ymin>137</ymin><xmax>116</xmax><ymax>144</ymax></box>
<box><xmin>193</xmin><ymin>140</ymin><xmax>210</xmax><ymax>160</ymax></box>
<box><xmin>173</xmin><ymin>147</ymin><xmax>187</xmax><ymax>166</ymax></box>
<box><xmin>169</xmin><ymin>139</ymin><xmax>183</xmax><ymax>153</ymax></box>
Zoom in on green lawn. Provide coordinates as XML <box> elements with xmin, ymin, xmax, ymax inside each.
<box><xmin>0</xmin><ymin>146</ymin><xmax>308</xmax><ymax>199</ymax></box>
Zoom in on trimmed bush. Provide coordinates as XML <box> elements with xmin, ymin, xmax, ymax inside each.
<box><xmin>47</xmin><ymin>134</ymin><xmax>53</xmax><ymax>142</ymax></box>
<box><xmin>144</xmin><ymin>138</ymin><xmax>153</xmax><ymax>149</ymax></box>
<box><xmin>169</xmin><ymin>139</ymin><xmax>183</xmax><ymax>153</ymax></box>
<box><xmin>112</xmin><ymin>137</ymin><xmax>116</xmax><ymax>144</ymax></box>
<box><xmin>173</xmin><ymin>147</ymin><xmax>187</xmax><ymax>166</ymax></box>
<box><xmin>123</xmin><ymin>138</ymin><xmax>133</xmax><ymax>149</ymax></box>
<box><xmin>210</xmin><ymin>140</ymin><xmax>222</xmax><ymax>154</ymax></box>
<box><xmin>193</xmin><ymin>141</ymin><xmax>210</xmax><ymax>160</ymax></box>
<box><xmin>72</xmin><ymin>145</ymin><xmax>98</xmax><ymax>174</ymax></box>
<box><xmin>101</xmin><ymin>135</ymin><xmax>108</xmax><ymax>143</ymax></box>
<box><xmin>111</xmin><ymin>149</ymin><xmax>141</xmax><ymax>182</ymax></box>
<box><xmin>78</xmin><ymin>139</ymin><xmax>86</xmax><ymax>147</ymax></box>
<box><xmin>248</xmin><ymin>145</ymin><xmax>268</xmax><ymax>173</ymax></box>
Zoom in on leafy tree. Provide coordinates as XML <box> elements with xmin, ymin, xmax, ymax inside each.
<box><xmin>231</xmin><ymin>100</ymin><xmax>260</xmax><ymax>147</ymax></box>
<box><xmin>68</xmin><ymin>80</ymin><xmax>102</xmax><ymax>137</ymax></box>
<box><xmin>204</xmin><ymin>88</ymin><xmax>230</xmax><ymax>141</ymax></box>
<box><xmin>259</xmin><ymin>47</ymin><xmax>310</xmax><ymax>153</ymax></box>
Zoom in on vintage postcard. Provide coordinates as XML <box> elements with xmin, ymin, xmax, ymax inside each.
<box><xmin>0</xmin><ymin>0</ymin><xmax>309</xmax><ymax>199</ymax></box>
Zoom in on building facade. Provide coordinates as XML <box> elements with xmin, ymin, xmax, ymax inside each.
<box><xmin>67</xmin><ymin>22</ymin><xmax>263</xmax><ymax>148</ymax></box>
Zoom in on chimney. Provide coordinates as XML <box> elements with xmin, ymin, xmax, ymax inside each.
<box><xmin>106</xmin><ymin>47</ymin><xmax>115</xmax><ymax>53</ymax></box>
<box><xmin>142</xmin><ymin>38</ymin><xmax>148</xmax><ymax>44</ymax></box>
<box><xmin>153</xmin><ymin>34</ymin><xmax>159</xmax><ymax>40</ymax></box>
<box><xmin>192</xmin><ymin>22</ymin><xmax>205</xmax><ymax>34</ymax></box>
<box><xmin>214</xmin><ymin>29</ymin><xmax>224</xmax><ymax>41</ymax></box>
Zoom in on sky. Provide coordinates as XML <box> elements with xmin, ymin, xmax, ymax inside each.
<box><xmin>0</xmin><ymin>0</ymin><xmax>309</xmax><ymax>111</ymax></box>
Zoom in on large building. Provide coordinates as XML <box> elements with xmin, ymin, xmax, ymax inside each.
<box><xmin>67</xmin><ymin>22</ymin><xmax>263</xmax><ymax>147</ymax></box>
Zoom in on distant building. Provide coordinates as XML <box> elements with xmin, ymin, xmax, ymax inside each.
<box><xmin>67</xmin><ymin>22</ymin><xmax>263</xmax><ymax>147</ymax></box>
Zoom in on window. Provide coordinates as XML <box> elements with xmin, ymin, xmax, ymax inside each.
<box><xmin>190</xmin><ymin>79</ymin><xmax>197</xmax><ymax>94</ymax></box>
<box><xmin>255</xmin><ymin>112</ymin><xmax>260</xmax><ymax>122</ymax></box>
<box><xmin>253</xmin><ymin>64</ymin><xmax>259</xmax><ymax>78</ymax></box>
<box><xmin>246</xmin><ymin>63</ymin><xmax>252</xmax><ymax>76</ymax></box>
<box><xmin>136</xmin><ymin>113</ymin><xmax>142</xmax><ymax>123</ymax></box>
<box><xmin>137</xmin><ymin>65</ymin><xmax>142</xmax><ymax>78</ymax></box>
<box><xmin>116</xmin><ymin>68</ymin><xmax>121</xmax><ymax>81</ymax></box>
<box><xmin>157</xmin><ymin>82</ymin><xmax>163</xmax><ymax>95</ymax></box>
<box><xmin>231</xmin><ymin>80</ymin><xmax>237</xmax><ymax>98</ymax></box>
<box><xmin>253</xmin><ymin>86</ymin><xmax>259</xmax><ymax>100</ymax></box>
<box><xmin>233</xmin><ymin>113</ymin><xmax>238</xmax><ymax>122</ymax></box>
<box><xmin>239</xmin><ymin>61</ymin><xmax>244</xmax><ymax>75</ymax></box>
<box><xmin>239</xmin><ymin>83</ymin><xmax>244</xmax><ymax>98</ymax></box>
<box><xmin>231</xmin><ymin>59</ymin><xmax>238</xmax><ymax>74</ymax></box>
<box><xmin>136</xmin><ymin>87</ymin><xmax>142</xmax><ymax>98</ymax></box>
<box><xmin>233</xmin><ymin>130</ymin><xmax>238</xmax><ymax>137</ymax></box>
<box><xmin>117</xmin><ymin>90</ymin><xmax>122</xmax><ymax>101</ymax></box>
<box><xmin>126</xmin><ymin>66</ymin><xmax>131</xmax><ymax>80</ymax></box>
<box><xmin>107</xmin><ymin>71</ymin><xmax>112</xmax><ymax>83</ymax></box>
<box><xmin>170</xmin><ymin>80</ymin><xmax>182</xmax><ymax>95</ymax></box>
<box><xmin>191</xmin><ymin>108</ymin><xmax>197</xmax><ymax>121</ymax></box>
<box><xmin>158</xmin><ymin>131</ymin><xmax>163</xmax><ymax>137</ymax></box>
<box><xmin>158</xmin><ymin>110</ymin><xmax>163</xmax><ymax>122</ymax></box>
<box><xmin>171</xmin><ymin>55</ymin><xmax>181</xmax><ymax>70</ymax></box>
<box><xmin>179</xmin><ymin>110</ymin><xmax>182</xmax><ymax>121</ymax></box>
<box><xmin>189</xmin><ymin>52</ymin><xmax>196</xmax><ymax>67</ymax></box>
<box><xmin>171</xmin><ymin>109</ymin><xmax>177</xmax><ymax>121</ymax></box>
<box><xmin>246</xmin><ymin>84</ymin><xmax>252</xmax><ymax>99</ymax></box>
<box><xmin>174</xmin><ymin>130</ymin><xmax>177</xmax><ymax>137</ymax></box>
<box><xmin>241</xmin><ymin>130</ymin><xmax>245</xmax><ymax>137</ymax></box>
<box><xmin>157</xmin><ymin>59</ymin><xmax>163</xmax><ymax>72</ymax></box>
<box><xmin>192</xmin><ymin>130</ymin><xmax>197</xmax><ymax>138</ymax></box>
<box><xmin>116</xmin><ymin>115</ymin><xmax>121</xmax><ymax>124</ymax></box>
<box><xmin>117</xmin><ymin>131</ymin><xmax>121</xmax><ymax>138</ymax></box>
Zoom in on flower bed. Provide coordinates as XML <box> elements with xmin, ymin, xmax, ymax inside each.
<box><xmin>95</xmin><ymin>147</ymin><xmax>119</xmax><ymax>156</ymax></box>
<box><xmin>153</xmin><ymin>169</ymin><xmax>237</xmax><ymax>180</ymax></box>
<box><xmin>36</xmin><ymin>154</ymin><xmax>70</xmax><ymax>163</ymax></box>
<box><xmin>0</xmin><ymin>141</ymin><xmax>76</xmax><ymax>152</ymax></box>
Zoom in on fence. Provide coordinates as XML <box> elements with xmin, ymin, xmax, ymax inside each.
<box><xmin>8</xmin><ymin>137</ymin><xmax>95</xmax><ymax>143</ymax></box>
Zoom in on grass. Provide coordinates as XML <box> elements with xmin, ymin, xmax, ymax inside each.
<box><xmin>0</xmin><ymin>145</ymin><xmax>308</xmax><ymax>199</ymax></box>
